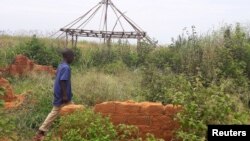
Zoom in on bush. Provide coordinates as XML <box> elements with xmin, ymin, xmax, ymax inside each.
<box><xmin>102</xmin><ymin>60</ymin><xmax>128</xmax><ymax>74</ymax></box>
<box><xmin>71</xmin><ymin>47</ymin><xmax>85</xmax><ymax>67</ymax></box>
<box><xmin>137</xmin><ymin>42</ymin><xmax>154</xmax><ymax>65</ymax></box>
<box><xmin>9</xmin><ymin>74</ymin><xmax>54</xmax><ymax>140</ymax></box>
<box><xmin>175</xmin><ymin>81</ymin><xmax>249</xmax><ymax>141</ymax></box>
<box><xmin>48</xmin><ymin>109</ymin><xmax>117</xmax><ymax>141</ymax></box>
<box><xmin>61</xmin><ymin>129</ymin><xmax>86</xmax><ymax>141</ymax></box>
<box><xmin>141</xmin><ymin>66</ymin><xmax>249</xmax><ymax>140</ymax></box>
<box><xmin>116</xmin><ymin>124</ymin><xmax>163</xmax><ymax>141</ymax></box>
<box><xmin>145</xmin><ymin>48</ymin><xmax>178</xmax><ymax>70</ymax></box>
<box><xmin>47</xmin><ymin>110</ymin><xmax>162</xmax><ymax>141</ymax></box>
<box><xmin>0</xmin><ymin>87</ymin><xmax>15</xmax><ymax>139</ymax></box>
<box><xmin>141</xmin><ymin>66</ymin><xmax>191</xmax><ymax>104</ymax></box>
<box><xmin>0</xmin><ymin>86</ymin><xmax>4</xmax><ymax>107</ymax></box>
<box><xmin>0</xmin><ymin>111</ymin><xmax>15</xmax><ymax>139</ymax></box>
<box><xmin>92</xmin><ymin>46</ymin><xmax>119</xmax><ymax>67</ymax></box>
<box><xmin>2</xmin><ymin>24</ymin><xmax>250</xmax><ymax>141</ymax></box>
<box><xmin>116</xmin><ymin>124</ymin><xmax>140</xmax><ymax>140</ymax></box>
<box><xmin>15</xmin><ymin>36</ymin><xmax>61</xmax><ymax>67</ymax></box>
<box><xmin>116</xmin><ymin>45</ymin><xmax>139</xmax><ymax>68</ymax></box>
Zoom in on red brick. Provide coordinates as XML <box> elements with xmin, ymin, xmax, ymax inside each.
<box><xmin>94</xmin><ymin>102</ymin><xmax>116</xmax><ymax>113</ymax></box>
<box><xmin>115</xmin><ymin>102</ymin><xmax>141</xmax><ymax>114</ymax></box>
<box><xmin>0</xmin><ymin>77</ymin><xmax>17</xmax><ymax>102</ymax></box>
<box><xmin>150</xmin><ymin>129</ymin><xmax>164</xmax><ymax>139</ymax></box>
<box><xmin>160</xmin><ymin>121</ymin><xmax>180</xmax><ymax>131</ymax></box>
<box><xmin>6</xmin><ymin>55</ymin><xmax>55</xmax><ymax>76</ymax></box>
<box><xmin>126</xmin><ymin>116</ymin><xmax>150</xmax><ymax>125</ymax></box>
<box><xmin>163</xmin><ymin>131</ymin><xmax>174</xmax><ymax>141</ymax></box>
<box><xmin>110</xmin><ymin>115</ymin><xmax>127</xmax><ymax>125</ymax></box>
<box><xmin>93</xmin><ymin>101</ymin><xmax>181</xmax><ymax>141</ymax></box>
<box><xmin>59</xmin><ymin>104</ymin><xmax>84</xmax><ymax>116</ymax></box>
<box><xmin>151</xmin><ymin>115</ymin><xmax>173</xmax><ymax>127</ymax></box>
<box><xmin>140</xmin><ymin>103</ymin><xmax>165</xmax><ymax>115</ymax></box>
<box><xmin>139</xmin><ymin>128</ymin><xmax>164</xmax><ymax>139</ymax></box>
<box><xmin>99</xmin><ymin>112</ymin><xmax>112</xmax><ymax>117</ymax></box>
<box><xmin>137</xmin><ymin>125</ymin><xmax>151</xmax><ymax>131</ymax></box>
<box><xmin>164</xmin><ymin>104</ymin><xmax>182</xmax><ymax>116</ymax></box>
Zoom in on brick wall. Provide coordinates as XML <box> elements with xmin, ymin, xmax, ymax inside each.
<box><xmin>0</xmin><ymin>77</ymin><xmax>17</xmax><ymax>102</ymax></box>
<box><xmin>94</xmin><ymin>101</ymin><xmax>181</xmax><ymax>141</ymax></box>
<box><xmin>0</xmin><ymin>77</ymin><xmax>25</xmax><ymax>109</ymax></box>
<box><xmin>6</xmin><ymin>55</ymin><xmax>56</xmax><ymax>76</ymax></box>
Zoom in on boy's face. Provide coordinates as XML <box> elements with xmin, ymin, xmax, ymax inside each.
<box><xmin>65</xmin><ymin>54</ymin><xmax>75</xmax><ymax>64</ymax></box>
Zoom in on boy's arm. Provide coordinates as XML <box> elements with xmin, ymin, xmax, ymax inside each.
<box><xmin>60</xmin><ymin>80</ymin><xmax>68</xmax><ymax>103</ymax></box>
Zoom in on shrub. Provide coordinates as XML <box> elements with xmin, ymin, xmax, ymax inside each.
<box><xmin>9</xmin><ymin>74</ymin><xmax>54</xmax><ymax>140</ymax></box>
<box><xmin>92</xmin><ymin>46</ymin><xmax>119</xmax><ymax>67</ymax></box>
<box><xmin>141</xmin><ymin>66</ymin><xmax>191</xmax><ymax>104</ymax></box>
<box><xmin>137</xmin><ymin>42</ymin><xmax>154</xmax><ymax>65</ymax></box>
<box><xmin>47</xmin><ymin>110</ymin><xmax>163</xmax><ymax>141</ymax></box>
<box><xmin>117</xmin><ymin>45</ymin><xmax>139</xmax><ymax>68</ymax></box>
<box><xmin>102</xmin><ymin>60</ymin><xmax>128</xmax><ymax>74</ymax></box>
<box><xmin>145</xmin><ymin>47</ymin><xmax>178</xmax><ymax>70</ymax></box>
<box><xmin>71</xmin><ymin>47</ymin><xmax>85</xmax><ymax>67</ymax></box>
<box><xmin>49</xmin><ymin>109</ymin><xmax>117</xmax><ymax>141</ymax></box>
<box><xmin>0</xmin><ymin>86</ymin><xmax>4</xmax><ymax>107</ymax></box>
<box><xmin>116</xmin><ymin>124</ymin><xmax>163</xmax><ymax>141</ymax></box>
<box><xmin>175</xmin><ymin>80</ymin><xmax>249</xmax><ymax>141</ymax></box>
<box><xmin>116</xmin><ymin>124</ymin><xmax>140</xmax><ymax>140</ymax></box>
<box><xmin>61</xmin><ymin>129</ymin><xmax>87</xmax><ymax>141</ymax></box>
<box><xmin>0</xmin><ymin>80</ymin><xmax>15</xmax><ymax>139</ymax></box>
<box><xmin>0</xmin><ymin>87</ymin><xmax>15</xmax><ymax>139</ymax></box>
<box><xmin>15</xmin><ymin>36</ymin><xmax>61</xmax><ymax>67</ymax></box>
<box><xmin>0</xmin><ymin>112</ymin><xmax>15</xmax><ymax>139</ymax></box>
<box><xmin>141</xmin><ymin>66</ymin><xmax>249</xmax><ymax>140</ymax></box>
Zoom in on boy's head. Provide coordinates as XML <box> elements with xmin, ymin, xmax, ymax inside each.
<box><xmin>61</xmin><ymin>48</ymin><xmax>75</xmax><ymax>64</ymax></box>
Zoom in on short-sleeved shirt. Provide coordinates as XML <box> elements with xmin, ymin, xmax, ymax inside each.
<box><xmin>53</xmin><ymin>62</ymin><xmax>72</xmax><ymax>106</ymax></box>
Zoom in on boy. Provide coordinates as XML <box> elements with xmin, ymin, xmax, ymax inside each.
<box><xmin>34</xmin><ymin>48</ymin><xmax>75</xmax><ymax>141</ymax></box>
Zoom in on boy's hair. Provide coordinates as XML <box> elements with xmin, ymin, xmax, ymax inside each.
<box><xmin>61</xmin><ymin>48</ymin><xmax>74</xmax><ymax>58</ymax></box>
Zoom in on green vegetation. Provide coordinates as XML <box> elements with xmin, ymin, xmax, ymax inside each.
<box><xmin>45</xmin><ymin>110</ymin><xmax>161</xmax><ymax>141</ymax></box>
<box><xmin>0</xmin><ymin>23</ymin><xmax>250</xmax><ymax>140</ymax></box>
<box><xmin>49</xmin><ymin>110</ymin><xmax>117</xmax><ymax>141</ymax></box>
<box><xmin>0</xmin><ymin>87</ymin><xmax>15</xmax><ymax>139</ymax></box>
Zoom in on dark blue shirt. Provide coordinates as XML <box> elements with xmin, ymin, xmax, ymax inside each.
<box><xmin>53</xmin><ymin>62</ymin><xmax>72</xmax><ymax>106</ymax></box>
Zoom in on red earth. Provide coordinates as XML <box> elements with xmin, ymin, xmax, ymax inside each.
<box><xmin>0</xmin><ymin>55</ymin><xmax>56</xmax><ymax>109</ymax></box>
<box><xmin>3</xmin><ymin>55</ymin><xmax>56</xmax><ymax>76</ymax></box>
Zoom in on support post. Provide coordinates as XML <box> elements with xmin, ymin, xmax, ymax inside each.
<box><xmin>65</xmin><ymin>32</ymin><xmax>68</xmax><ymax>48</ymax></box>
<box><xmin>71</xmin><ymin>34</ymin><xmax>74</xmax><ymax>48</ymax></box>
<box><xmin>137</xmin><ymin>37</ymin><xmax>141</xmax><ymax>53</ymax></box>
<box><xmin>75</xmin><ymin>35</ymin><xmax>78</xmax><ymax>48</ymax></box>
<box><xmin>107</xmin><ymin>37</ymin><xmax>111</xmax><ymax>47</ymax></box>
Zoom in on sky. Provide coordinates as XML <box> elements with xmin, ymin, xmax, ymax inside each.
<box><xmin>0</xmin><ymin>0</ymin><xmax>250</xmax><ymax>44</ymax></box>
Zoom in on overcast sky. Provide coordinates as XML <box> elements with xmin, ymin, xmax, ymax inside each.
<box><xmin>0</xmin><ymin>0</ymin><xmax>250</xmax><ymax>44</ymax></box>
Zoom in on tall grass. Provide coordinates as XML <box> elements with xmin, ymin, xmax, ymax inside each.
<box><xmin>1</xmin><ymin>24</ymin><xmax>250</xmax><ymax>140</ymax></box>
<box><xmin>3</xmin><ymin>69</ymin><xmax>142</xmax><ymax>140</ymax></box>
<box><xmin>72</xmin><ymin>69</ymin><xmax>143</xmax><ymax>106</ymax></box>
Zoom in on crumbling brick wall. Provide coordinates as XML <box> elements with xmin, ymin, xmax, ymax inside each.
<box><xmin>0</xmin><ymin>76</ymin><xmax>25</xmax><ymax>109</ymax></box>
<box><xmin>5</xmin><ymin>55</ymin><xmax>56</xmax><ymax>76</ymax></box>
<box><xmin>0</xmin><ymin>55</ymin><xmax>56</xmax><ymax>108</ymax></box>
<box><xmin>94</xmin><ymin>101</ymin><xmax>181</xmax><ymax>141</ymax></box>
<box><xmin>0</xmin><ymin>77</ymin><xmax>17</xmax><ymax>102</ymax></box>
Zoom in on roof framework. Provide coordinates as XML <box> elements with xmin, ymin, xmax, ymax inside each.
<box><xmin>53</xmin><ymin>0</ymin><xmax>156</xmax><ymax>47</ymax></box>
